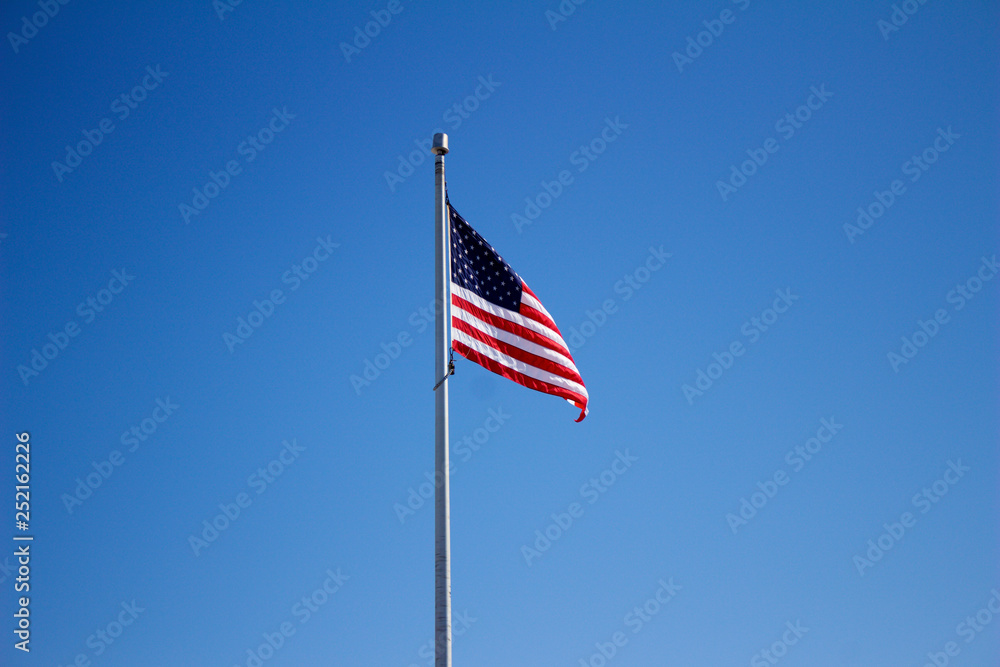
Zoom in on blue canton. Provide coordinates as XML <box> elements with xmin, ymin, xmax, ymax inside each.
<box><xmin>449</xmin><ymin>203</ymin><xmax>523</xmax><ymax>311</ymax></box>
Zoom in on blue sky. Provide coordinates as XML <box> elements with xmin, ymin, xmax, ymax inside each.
<box><xmin>1</xmin><ymin>1</ymin><xmax>998</xmax><ymax>665</ymax></box>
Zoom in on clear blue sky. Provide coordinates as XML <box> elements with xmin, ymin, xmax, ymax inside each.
<box><xmin>2</xmin><ymin>1</ymin><xmax>998</xmax><ymax>665</ymax></box>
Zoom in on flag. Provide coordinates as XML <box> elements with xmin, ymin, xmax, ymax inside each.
<box><xmin>448</xmin><ymin>200</ymin><xmax>589</xmax><ymax>421</ymax></box>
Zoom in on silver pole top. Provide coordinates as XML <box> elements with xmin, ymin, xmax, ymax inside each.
<box><xmin>432</xmin><ymin>133</ymin><xmax>449</xmax><ymax>155</ymax></box>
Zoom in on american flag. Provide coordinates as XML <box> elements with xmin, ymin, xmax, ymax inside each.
<box><xmin>448</xmin><ymin>200</ymin><xmax>589</xmax><ymax>421</ymax></box>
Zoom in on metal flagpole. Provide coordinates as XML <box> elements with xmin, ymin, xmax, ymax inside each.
<box><xmin>432</xmin><ymin>132</ymin><xmax>452</xmax><ymax>667</ymax></box>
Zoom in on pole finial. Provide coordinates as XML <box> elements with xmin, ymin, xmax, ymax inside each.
<box><xmin>432</xmin><ymin>133</ymin><xmax>449</xmax><ymax>155</ymax></box>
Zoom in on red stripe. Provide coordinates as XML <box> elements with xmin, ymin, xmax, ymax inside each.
<box><xmin>520</xmin><ymin>303</ymin><xmax>561</xmax><ymax>334</ymax></box>
<box><xmin>453</xmin><ymin>341</ymin><xmax>588</xmax><ymax>421</ymax></box>
<box><xmin>452</xmin><ymin>317</ymin><xmax>584</xmax><ymax>387</ymax></box>
<box><xmin>519</xmin><ymin>283</ymin><xmax>562</xmax><ymax>333</ymax></box>
<box><xmin>451</xmin><ymin>293</ymin><xmax>570</xmax><ymax>358</ymax></box>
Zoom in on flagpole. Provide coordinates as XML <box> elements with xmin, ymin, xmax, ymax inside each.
<box><xmin>432</xmin><ymin>132</ymin><xmax>452</xmax><ymax>667</ymax></box>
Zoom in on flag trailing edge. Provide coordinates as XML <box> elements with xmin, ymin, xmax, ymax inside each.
<box><xmin>447</xmin><ymin>198</ymin><xmax>589</xmax><ymax>421</ymax></box>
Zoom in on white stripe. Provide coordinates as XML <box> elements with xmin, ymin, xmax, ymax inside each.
<box><xmin>451</xmin><ymin>283</ymin><xmax>567</xmax><ymax>353</ymax></box>
<box><xmin>519</xmin><ymin>286</ymin><xmax>553</xmax><ymax>321</ymax></box>
<box><xmin>452</xmin><ymin>307</ymin><xmax>579</xmax><ymax>376</ymax></box>
<box><xmin>453</xmin><ymin>329</ymin><xmax>589</xmax><ymax>399</ymax></box>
